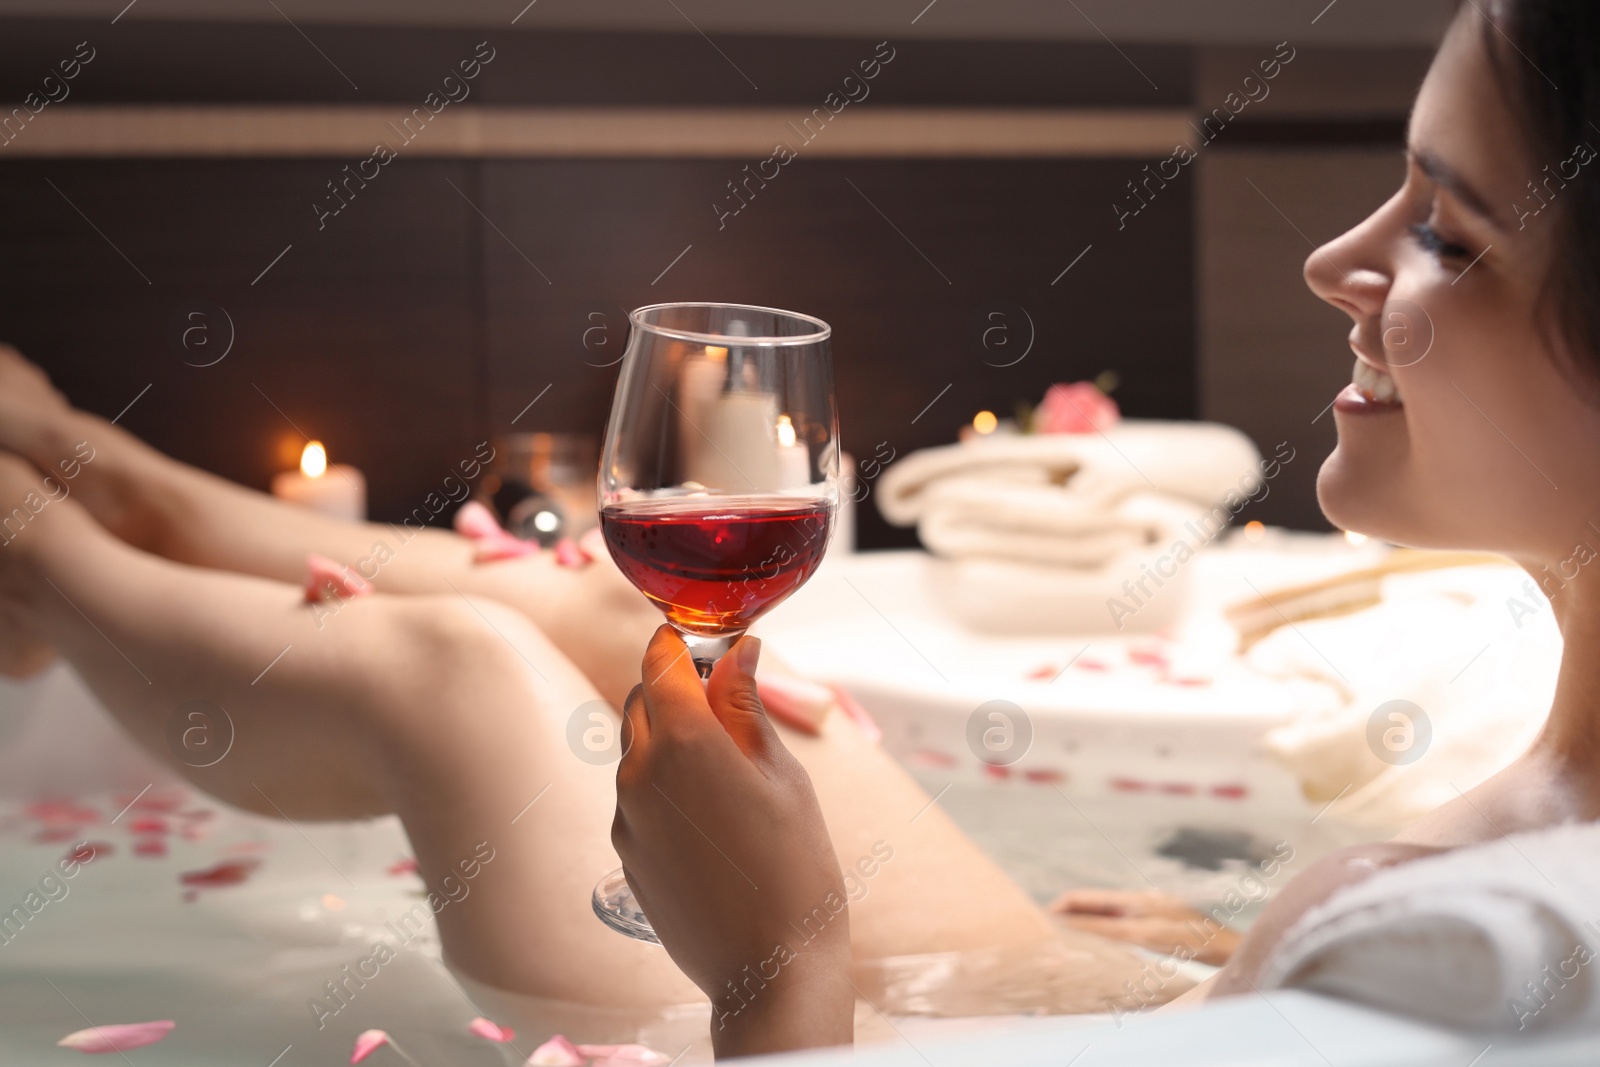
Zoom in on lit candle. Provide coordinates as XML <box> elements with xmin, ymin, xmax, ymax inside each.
<box><xmin>958</xmin><ymin>409</ymin><xmax>1000</xmax><ymax>444</ymax></box>
<box><xmin>678</xmin><ymin>345</ymin><xmax>728</xmax><ymax>477</ymax></box>
<box><xmin>271</xmin><ymin>440</ymin><xmax>367</xmax><ymax>521</ymax></box>
<box><xmin>775</xmin><ymin>414</ymin><xmax>812</xmax><ymax>489</ymax></box>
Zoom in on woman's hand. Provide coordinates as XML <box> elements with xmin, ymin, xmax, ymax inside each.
<box><xmin>1051</xmin><ymin>888</ymin><xmax>1241</xmax><ymax>966</ymax></box>
<box><xmin>612</xmin><ymin>626</ymin><xmax>854</xmax><ymax>1058</ymax></box>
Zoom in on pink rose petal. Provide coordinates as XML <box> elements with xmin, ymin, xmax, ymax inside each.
<box><xmin>27</xmin><ymin>799</ymin><xmax>101</xmax><ymax>825</ymax></box>
<box><xmin>127</xmin><ymin>815</ymin><xmax>168</xmax><ymax>835</ymax></box>
<box><xmin>472</xmin><ymin>534</ymin><xmax>539</xmax><ymax>563</ymax></box>
<box><xmin>350</xmin><ymin>1029</ymin><xmax>390</xmax><ymax>1064</ymax></box>
<box><xmin>755</xmin><ymin>674</ymin><xmax>833</xmax><ymax>735</ymax></box>
<box><xmin>576</xmin><ymin>1043</ymin><xmax>668</xmax><ymax>1066</ymax></box>
<box><xmin>455</xmin><ymin>501</ymin><xmax>540</xmax><ymax>562</ymax></box>
<box><xmin>454</xmin><ymin>500</ymin><xmax>504</xmax><ymax>540</ymax></box>
<box><xmin>63</xmin><ymin>841</ymin><xmax>108</xmax><ymax>865</ymax></box>
<box><xmin>1127</xmin><ymin>646</ymin><xmax>1169</xmax><ymax>669</ymax></box>
<box><xmin>387</xmin><ymin>857</ymin><xmax>419</xmax><ymax>877</ymax></box>
<box><xmin>467</xmin><ymin>1017</ymin><xmax>514</xmax><ymax>1042</ymax></box>
<box><xmin>57</xmin><ymin>1020</ymin><xmax>175</xmax><ymax>1054</ymax></box>
<box><xmin>553</xmin><ymin>537</ymin><xmax>591</xmax><ymax>568</ymax></box>
<box><xmin>305</xmin><ymin>553</ymin><xmax>373</xmax><ymax>603</ymax></box>
<box><xmin>133</xmin><ymin>838</ymin><xmax>168</xmax><ymax>858</ymax></box>
<box><xmin>179</xmin><ymin>858</ymin><xmax>260</xmax><ymax>888</ymax></box>
<box><xmin>828</xmin><ymin>683</ymin><xmax>882</xmax><ymax>745</ymax></box>
<box><xmin>527</xmin><ymin>1034</ymin><xmax>585</xmax><ymax>1066</ymax></box>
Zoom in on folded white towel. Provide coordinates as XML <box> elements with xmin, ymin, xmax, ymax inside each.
<box><xmin>1261</xmin><ymin>822</ymin><xmax>1600</xmax><ymax>1032</ymax></box>
<box><xmin>916</xmin><ymin>486</ymin><xmax>1203</xmax><ymax>569</ymax></box>
<box><xmin>876</xmin><ymin>421</ymin><xmax>1266</xmax><ymax>568</ymax></box>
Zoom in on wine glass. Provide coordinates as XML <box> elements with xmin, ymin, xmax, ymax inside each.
<box><xmin>591</xmin><ymin>302</ymin><xmax>840</xmax><ymax>942</ymax></box>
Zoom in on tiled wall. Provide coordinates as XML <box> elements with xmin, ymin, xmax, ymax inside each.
<box><xmin>0</xmin><ymin>17</ymin><xmax>1426</xmax><ymax>543</ymax></box>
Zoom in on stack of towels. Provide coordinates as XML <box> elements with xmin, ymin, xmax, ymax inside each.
<box><xmin>876</xmin><ymin>420</ymin><xmax>1265</xmax><ymax>634</ymax></box>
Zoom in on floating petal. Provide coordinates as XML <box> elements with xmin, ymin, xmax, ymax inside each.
<box><xmin>57</xmin><ymin>1020</ymin><xmax>175</xmax><ymax>1053</ymax></box>
<box><xmin>526</xmin><ymin>1034</ymin><xmax>584</xmax><ymax>1066</ymax></box>
<box><xmin>468</xmin><ymin>1017</ymin><xmax>515</xmax><ymax>1042</ymax></box>
<box><xmin>350</xmin><ymin>1029</ymin><xmax>390</xmax><ymax>1063</ymax></box>
<box><xmin>179</xmin><ymin>858</ymin><xmax>260</xmax><ymax>888</ymax></box>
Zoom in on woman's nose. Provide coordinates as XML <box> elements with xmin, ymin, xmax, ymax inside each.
<box><xmin>1303</xmin><ymin>193</ymin><xmax>1403</xmax><ymax>321</ymax></box>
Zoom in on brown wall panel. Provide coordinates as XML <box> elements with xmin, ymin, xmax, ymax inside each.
<box><xmin>479</xmin><ymin>156</ymin><xmax>1195</xmax><ymax>548</ymax></box>
<box><xmin>0</xmin><ymin>159</ymin><xmax>483</xmax><ymax>524</ymax></box>
<box><xmin>0</xmin><ymin>154</ymin><xmax>1193</xmax><ymax>547</ymax></box>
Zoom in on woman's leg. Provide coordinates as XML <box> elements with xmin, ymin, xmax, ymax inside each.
<box><xmin>0</xmin><ymin>346</ymin><xmax>657</xmax><ymax>707</ymax></box>
<box><xmin>1</xmin><ymin>454</ymin><xmax>1121</xmax><ymax>988</ymax></box>
<box><xmin>0</xmin><ymin>453</ymin><xmax>702</xmax><ymax>1006</ymax></box>
<box><xmin>0</xmin><ymin>354</ymin><xmax>1143</xmax><ymax>984</ymax></box>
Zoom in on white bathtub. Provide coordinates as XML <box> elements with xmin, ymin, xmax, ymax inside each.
<box><xmin>0</xmin><ymin>536</ymin><xmax>1565</xmax><ymax>1064</ymax></box>
<box><xmin>755</xmin><ymin>537</ymin><xmax>1406</xmax><ymax>904</ymax></box>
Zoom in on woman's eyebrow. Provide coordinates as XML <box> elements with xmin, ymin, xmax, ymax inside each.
<box><xmin>1411</xmin><ymin>147</ymin><xmax>1506</xmax><ymax>229</ymax></box>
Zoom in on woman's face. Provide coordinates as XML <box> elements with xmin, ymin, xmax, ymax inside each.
<box><xmin>1308</xmin><ymin>7</ymin><xmax>1600</xmax><ymax>566</ymax></box>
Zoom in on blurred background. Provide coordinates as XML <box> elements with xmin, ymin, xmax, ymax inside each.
<box><xmin>0</xmin><ymin>0</ymin><xmax>1450</xmax><ymax>547</ymax></box>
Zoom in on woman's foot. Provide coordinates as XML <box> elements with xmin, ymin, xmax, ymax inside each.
<box><xmin>0</xmin><ymin>343</ymin><xmax>77</xmax><ymax>457</ymax></box>
<box><xmin>0</xmin><ymin>451</ymin><xmax>60</xmax><ymax>678</ymax></box>
<box><xmin>0</xmin><ymin>344</ymin><xmax>169</xmax><ymax>552</ymax></box>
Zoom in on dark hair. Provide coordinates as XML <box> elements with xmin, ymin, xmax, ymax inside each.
<box><xmin>1481</xmin><ymin>0</ymin><xmax>1600</xmax><ymax>387</ymax></box>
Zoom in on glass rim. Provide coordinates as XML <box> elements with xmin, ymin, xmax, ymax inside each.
<box><xmin>627</xmin><ymin>301</ymin><xmax>832</xmax><ymax>347</ymax></box>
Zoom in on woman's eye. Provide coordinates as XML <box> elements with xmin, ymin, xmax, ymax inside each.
<box><xmin>1409</xmin><ymin>221</ymin><xmax>1473</xmax><ymax>260</ymax></box>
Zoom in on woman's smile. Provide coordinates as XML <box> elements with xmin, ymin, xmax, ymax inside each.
<box><xmin>1336</xmin><ymin>357</ymin><xmax>1407</xmax><ymax>414</ymax></box>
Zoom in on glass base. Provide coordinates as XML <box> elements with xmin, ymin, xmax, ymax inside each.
<box><xmin>592</xmin><ymin>866</ymin><xmax>660</xmax><ymax>943</ymax></box>
<box><xmin>677</xmin><ymin>630</ymin><xmax>740</xmax><ymax>680</ymax></box>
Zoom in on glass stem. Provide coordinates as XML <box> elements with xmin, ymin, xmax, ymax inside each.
<box><xmin>679</xmin><ymin>631</ymin><xmax>739</xmax><ymax>680</ymax></box>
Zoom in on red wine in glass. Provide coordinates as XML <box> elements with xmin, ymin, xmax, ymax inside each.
<box><xmin>591</xmin><ymin>301</ymin><xmax>839</xmax><ymax>944</ymax></box>
<box><xmin>600</xmin><ymin>497</ymin><xmax>833</xmax><ymax>637</ymax></box>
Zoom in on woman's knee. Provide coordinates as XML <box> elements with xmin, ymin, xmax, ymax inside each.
<box><xmin>369</xmin><ymin>594</ymin><xmax>599</xmax><ymax>733</ymax></box>
<box><xmin>388</xmin><ymin>595</ymin><xmax>555</xmax><ymax>691</ymax></box>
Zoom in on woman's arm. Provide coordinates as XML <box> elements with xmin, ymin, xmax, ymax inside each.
<box><xmin>612</xmin><ymin>626</ymin><xmax>855</xmax><ymax>1058</ymax></box>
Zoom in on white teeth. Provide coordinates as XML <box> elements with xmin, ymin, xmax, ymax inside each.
<box><xmin>1352</xmin><ymin>359</ymin><xmax>1404</xmax><ymax>404</ymax></box>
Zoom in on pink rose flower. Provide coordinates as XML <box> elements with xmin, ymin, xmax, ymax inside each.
<box><xmin>1035</xmin><ymin>382</ymin><xmax>1120</xmax><ymax>434</ymax></box>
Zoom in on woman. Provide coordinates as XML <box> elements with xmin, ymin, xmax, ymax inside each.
<box><xmin>614</xmin><ymin>0</ymin><xmax>1600</xmax><ymax>1055</ymax></box>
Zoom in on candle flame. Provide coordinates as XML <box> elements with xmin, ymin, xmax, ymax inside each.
<box><xmin>973</xmin><ymin>410</ymin><xmax>998</xmax><ymax>435</ymax></box>
<box><xmin>776</xmin><ymin>414</ymin><xmax>797</xmax><ymax>447</ymax></box>
<box><xmin>300</xmin><ymin>441</ymin><xmax>328</xmax><ymax>479</ymax></box>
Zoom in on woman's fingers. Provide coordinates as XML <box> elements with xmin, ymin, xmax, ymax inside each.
<box><xmin>619</xmin><ymin>682</ymin><xmax>649</xmax><ymax>756</ymax></box>
<box><xmin>1051</xmin><ymin>887</ymin><xmax>1200</xmax><ymax>920</ymax></box>
<box><xmin>638</xmin><ymin>625</ymin><xmax>715</xmax><ymax>734</ymax></box>
<box><xmin>1051</xmin><ymin>888</ymin><xmax>1243</xmax><ymax>966</ymax></box>
<box><xmin>705</xmin><ymin>636</ymin><xmax>786</xmax><ymax>761</ymax></box>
